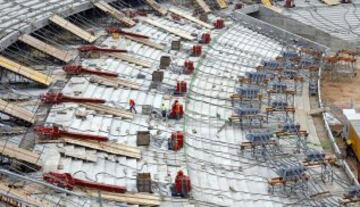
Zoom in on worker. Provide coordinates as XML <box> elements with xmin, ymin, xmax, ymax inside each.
<box><xmin>129</xmin><ymin>99</ymin><xmax>137</xmax><ymax>114</ymax></box>
<box><xmin>173</xmin><ymin>100</ymin><xmax>181</xmax><ymax>120</ymax></box>
<box><xmin>346</xmin><ymin>139</ymin><xmax>353</xmax><ymax>158</ymax></box>
<box><xmin>161</xmin><ymin>102</ymin><xmax>167</xmax><ymax>118</ymax></box>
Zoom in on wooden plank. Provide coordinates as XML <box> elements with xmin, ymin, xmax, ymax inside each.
<box><xmin>168</xmin><ymin>8</ymin><xmax>213</xmax><ymax>29</ymax></box>
<box><xmin>94</xmin><ymin>1</ymin><xmax>136</xmax><ymax>27</ymax></box>
<box><xmin>195</xmin><ymin>0</ymin><xmax>211</xmax><ymax>13</ymax></box>
<box><xmin>143</xmin><ymin>18</ymin><xmax>195</xmax><ymax>41</ymax></box>
<box><xmin>79</xmin><ymin>103</ymin><xmax>134</xmax><ymax>119</ymax></box>
<box><xmin>0</xmin><ymin>142</ymin><xmax>41</xmax><ymax>167</ymax></box>
<box><xmin>145</xmin><ymin>0</ymin><xmax>168</xmax><ymax>16</ymax></box>
<box><xmin>107</xmin><ymin>53</ymin><xmax>153</xmax><ymax>68</ymax></box>
<box><xmin>0</xmin><ymin>55</ymin><xmax>53</xmax><ymax>86</ymax></box>
<box><xmin>0</xmin><ymin>182</ymin><xmax>51</xmax><ymax>207</ymax></box>
<box><xmin>320</xmin><ymin>0</ymin><xmax>340</xmax><ymax>6</ymax></box>
<box><xmin>18</xmin><ymin>34</ymin><xmax>75</xmax><ymax>63</ymax></box>
<box><xmin>49</xmin><ymin>15</ymin><xmax>97</xmax><ymax>43</ymax></box>
<box><xmin>61</xmin><ymin>138</ymin><xmax>141</xmax><ymax>159</ymax></box>
<box><xmin>216</xmin><ymin>0</ymin><xmax>228</xmax><ymax>9</ymax></box>
<box><xmin>89</xmin><ymin>75</ymin><xmax>140</xmax><ymax>90</ymax></box>
<box><xmin>123</xmin><ymin>35</ymin><xmax>165</xmax><ymax>50</ymax></box>
<box><xmin>0</xmin><ymin>99</ymin><xmax>36</xmax><ymax>124</ymax></box>
<box><xmin>87</xmin><ymin>191</ymin><xmax>160</xmax><ymax>206</ymax></box>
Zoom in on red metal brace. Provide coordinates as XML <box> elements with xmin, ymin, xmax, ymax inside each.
<box><xmin>192</xmin><ymin>45</ymin><xmax>202</xmax><ymax>57</ymax></box>
<box><xmin>41</xmin><ymin>92</ymin><xmax>106</xmax><ymax>105</ymax></box>
<box><xmin>176</xmin><ymin>81</ymin><xmax>187</xmax><ymax>94</ymax></box>
<box><xmin>34</xmin><ymin>126</ymin><xmax>108</xmax><ymax>142</ymax></box>
<box><xmin>184</xmin><ymin>60</ymin><xmax>194</xmax><ymax>74</ymax></box>
<box><xmin>106</xmin><ymin>27</ymin><xmax>149</xmax><ymax>39</ymax></box>
<box><xmin>200</xmin><ymin>33</ymin><xmax>211</xmax><ymax>44</ymax></box>
<box><xmin>43</xmin><ymin>172</ymin><xmax>126</xmax><ymax>193</ymax></box>
<box><xmin>213</xmin><ymin>19</ymin><xmax>225</xmax><ymax>29</ymax></box>
<box><xmin>78</xmin><ymin>45</ymin><xmax>127</xmax><ymax>53</ymax></box>
<box><xmin>63</xmin><ymin>65</ymin><xmax>118</xmax><ymax>77</ymax></box>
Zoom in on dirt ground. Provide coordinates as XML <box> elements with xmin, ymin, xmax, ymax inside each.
<box><xmin>321</xmin><ymin>60</ymin><xmax>360</xmax><ymax>110</ymax></box>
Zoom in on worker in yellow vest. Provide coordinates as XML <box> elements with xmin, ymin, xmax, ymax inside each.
<box><xmin>346</xmin><ymin>139</ymin><xmax>353</xmax><ymax>158</ymax></box>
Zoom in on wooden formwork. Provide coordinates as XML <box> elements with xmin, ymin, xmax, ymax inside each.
<box><xmin>49</xmin><ymin>15</ymin><xmax>97</xmax><ymax>43</ymax></box>
<box><xmin>0</xmin><ymin>99</ymin><xmax>36</xmax><ymax>124</ymax></box>
<box><xmin>94</xmin><ymin>1</ymin><xmax>136</xmax><ymax>27</ymax></box>
<box><xmin>18</xmin><ymin>34</ymin><xmax>76</xmax><ymax>63</ymax></box>
<box><xmin>0</xmin><ymin>56</ymin><xmax>53</xmax><ymax>86</ymax></box>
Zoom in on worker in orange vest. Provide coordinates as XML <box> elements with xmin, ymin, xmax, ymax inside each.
<box><xmin>129</xmin><ymin>99</ymin><xmax>136</xmax><ymax>114</ymax></box>
<box><xmin>173</xmin><ymin>100</ymin><xmax>182</xmax><ymax>120</ymax></box>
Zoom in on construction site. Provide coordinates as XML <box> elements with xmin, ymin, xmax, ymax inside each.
<box><xmin>0</xmin><ymin>0</ymin><xmax>360</xmax><ymax>206</ymax></box>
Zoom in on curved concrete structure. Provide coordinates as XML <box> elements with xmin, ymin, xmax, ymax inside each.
<box><xmin>0</xmin><ymin>0</ymin><xmax>117</xmax><ymax>50</ymax></box>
